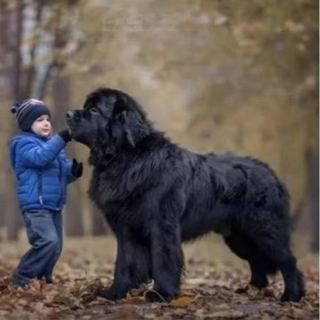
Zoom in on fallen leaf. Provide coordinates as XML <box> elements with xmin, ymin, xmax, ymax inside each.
<box><xmin>170</xmin><ymin>296</ymin><xmax>192</xmax><ymax>307</ymax></box>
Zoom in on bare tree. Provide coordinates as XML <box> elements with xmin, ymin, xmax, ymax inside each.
<box><xmin>305</xmin><ymin>148</ymin><xmax>319</xmax><ymax>252</ymax></box>
<box><xmin>52</xmin><ymin>73</ymin><xmax>84</xmax><ymax>236</ymax></box>
<box><xmin>2</xmin><ymin>0</ymin><xmax>25</xmax><ymax>241</ymax></box>
<box><xmin>0</xmin><ymin>0</ymin><xmax>81</xmax><ymax>240</ymax></box>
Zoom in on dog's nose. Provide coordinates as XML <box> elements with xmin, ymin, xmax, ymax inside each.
<box><xmin>66</xmin><ymin>111</ymin><xmax>74</xmax><ymax>120</ymax></box>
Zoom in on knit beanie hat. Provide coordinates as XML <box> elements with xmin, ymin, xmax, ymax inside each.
<box><xmin>11</xmin><ymin>99</ymin><xmax>51</xmax><ymax>131</ymax></box>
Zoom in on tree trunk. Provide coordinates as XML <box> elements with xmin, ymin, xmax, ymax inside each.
<box><xmin>0</xmin><ymin>1</ymin><xmax>9</xmax><ymax>232</ymax></box>
<box><xmin>0</xmin><ymin>1</ymin><xmax>79</xmax><ymax>240</ymax></box>
<box><xmin>52</xmin><ymin>73</ymin><xmax>85</xmax><ymax>237</ymax></box>
<box><xmin>305</xmin><ymin>148</ymin><xmax>319</xmax><ymax>252</ymax></box>
<box><xmin>23</xmin><ymin>0</ymin><xmax>44</xmax><ymax>98</ymax></box>
<box><xmin>4</xmin><ymin>0</ymin><xmax>25</xmax><ymax>241</ymax></box>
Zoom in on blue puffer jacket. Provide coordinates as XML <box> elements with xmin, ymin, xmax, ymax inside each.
<box><xmin>9</xmin><ymin>132</ymin><xmax>76</xmax><ymax>212</ymax></box>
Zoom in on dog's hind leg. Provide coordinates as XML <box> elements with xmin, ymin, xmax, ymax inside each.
<box><xmin>224</xmin><ymin>232</ymin><xmax>269</xmax><ymax>292</ymax></box>
<box><xmin>250</xmin><ymin>231</ymin><xmax>305</xmax><ymax>302</ymax></box>
<box><xmin>278</xmin><ymin>255</ymin><xmax>305</xmax><ymax>302</ymax></box>
<box><xmin>247</xmin><ymin>258</ymin><xmax>271</xmax><ymax>289</ymax></box>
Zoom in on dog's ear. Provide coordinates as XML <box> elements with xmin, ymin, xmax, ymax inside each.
<box><xmin>112</xmin><ymin>93</ymin><xmax>151</xmax><ymax>149</ymax></box>
<box><xmin>113</xmin><ymin>95</ymin><xmax>128</xmax><ymax>115</ymax></box>
<box><xmin>116</xmin><ymin>110</ymin><xmax>135</xmax><ymax>148</ymax></box>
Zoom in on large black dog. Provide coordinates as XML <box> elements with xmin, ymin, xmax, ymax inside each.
<box><xmin>66</xmin><ymin>88</ymin><xmax>304</xmax><ymax>302</ymax></box>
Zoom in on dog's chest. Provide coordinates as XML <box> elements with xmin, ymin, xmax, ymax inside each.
<box><xmin>89</xmin><ymin>167</ymin><xmax>131</xmax><ymax>208</ymax></box>
<box><xmin>89</xmin><ymin>171</ymin><xmax>112</xmax><ymax>201</ymax></box>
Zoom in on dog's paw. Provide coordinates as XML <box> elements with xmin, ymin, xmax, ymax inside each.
<box><xmin>145</xmin><ymin>290</ymin><xmax>171</xmax><ymax>303</ymax></box>
<box><xmin>95</xmin><ymin>287</ymin><xmax>125</xmax><ymax>301</ymax></box>
<box><xmin>235</xmin><ymin>285</ymin><xmax>249</xmax><ymax>294</ymax></box>
<box><xmin>281</xmin><ymin>290</ymin><xmax>303</xmax><ymax>302</ymax></box>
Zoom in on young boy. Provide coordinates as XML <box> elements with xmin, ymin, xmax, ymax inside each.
<box><xmin>8</xmin><ymin>99</ymin><xmax>83</xmax><ymax>287</ymax></box>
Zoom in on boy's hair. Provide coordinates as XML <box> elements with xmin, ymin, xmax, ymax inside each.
<box><xmin>11</xmin><ymin>99</ymin><xmax>51</xmax><ymax>131</ymax></box>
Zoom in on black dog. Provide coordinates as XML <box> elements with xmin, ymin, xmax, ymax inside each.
<box><xmin>66</xmin><ymin>88</ymin><xmax>305</xmax><ymax>302</ymax></box>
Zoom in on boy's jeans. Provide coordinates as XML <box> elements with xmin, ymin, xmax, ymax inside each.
<box><xmin>11</xmin><ymin>208</ymin><xmax>63</xmax><ymax>287</ymax></box>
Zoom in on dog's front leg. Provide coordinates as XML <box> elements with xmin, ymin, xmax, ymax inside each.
<box><xmin>146</xmin><ymin>220</ymin><xmax>184</xmax><ymax>302</ymax></box>
<box><xmin>96</xmin><ymin>233</ymin><xmax>133</xmax><ymax>300</ymax></box>
<box><xmin>96</xmin><ymin>232</ymin><xmax>151</xmax><ymax>301</ymax></box>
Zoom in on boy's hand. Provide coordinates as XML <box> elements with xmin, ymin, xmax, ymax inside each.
<box><xmin>58</xmin><ymin>129</ymin><xmax>72</xmax><ymax>143</ymax></box>
<box><xmin>71</xmin><ymin>159</ymin><xmax>83</xmax><ymax>178</ymax></box>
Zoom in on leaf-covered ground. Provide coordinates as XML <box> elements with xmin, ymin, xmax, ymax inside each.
<box><xmin>0</xmin><ymin>235</ymin><xmax>318</xmax><ymax>319</ymax></box>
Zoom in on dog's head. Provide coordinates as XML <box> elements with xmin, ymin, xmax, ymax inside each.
<box><xmin>66</xmin><ymin>88</ymin><xmax>152</xmax><ymax>155</ymax></box>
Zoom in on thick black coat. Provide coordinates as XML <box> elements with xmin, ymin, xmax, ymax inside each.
<box><xmin>66</xmin><ymin>88</ymin><xmax>304</xmax><ymax>302</ymax></box>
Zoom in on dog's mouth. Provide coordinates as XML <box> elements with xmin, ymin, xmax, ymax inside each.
<box><xmin>65</xmin><ymin>111</ymin><xmax>79</xmax><ymax>140</ymax></box>
<box><xmin>65</xmin><ymin>111</ymin><xmax>95</xmax><ymax>148</ymax></box>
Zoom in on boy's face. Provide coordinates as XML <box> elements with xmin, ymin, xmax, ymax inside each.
<box><xmin>31</xmin><ymin>115</ymin><xmax>52</xmax><ymax>137</ymax></box>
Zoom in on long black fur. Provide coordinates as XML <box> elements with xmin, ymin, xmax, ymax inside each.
<box><xmin>66</xmin><ymin>88</ymin><xmax>305</xmax><ymax>302</ymax></box>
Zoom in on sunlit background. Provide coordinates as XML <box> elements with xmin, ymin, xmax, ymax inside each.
<box><xmin>0</xmin><ymin>1</ymin><xmax>318</xmax><ymax>251</ymax></box>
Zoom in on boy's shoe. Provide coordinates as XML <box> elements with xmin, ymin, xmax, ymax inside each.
<box><xmin>9</xmin><ymin>273</ymin><xmax>30</xmax><ymax>288</ymax></box>
<box><xmin>45</xmin><ymin>276</ymin><xmax>54</xmax><ymax>284</ymax></box>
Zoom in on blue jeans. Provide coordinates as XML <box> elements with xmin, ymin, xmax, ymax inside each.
<box><xmin>11</xmin><ymin>209</ymin><xmax>63</xmax><ymax>287</ymax></box>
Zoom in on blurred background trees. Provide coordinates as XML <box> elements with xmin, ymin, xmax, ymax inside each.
<box><xmin>0</xmin><ymin>0</ymin><xmax>318</xmax><ymax>250</ymax></box>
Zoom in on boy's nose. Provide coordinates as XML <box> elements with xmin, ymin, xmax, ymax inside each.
<box><xmin>66</xmin><ymin>111</ymin><xmax>74</xmax><ymax>120</ymax></box>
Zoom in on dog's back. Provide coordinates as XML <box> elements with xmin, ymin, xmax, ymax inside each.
<box><xmin>180</xmin><ymin>152</ymin><xmax>290</xmax><ymax>241</ymax></box>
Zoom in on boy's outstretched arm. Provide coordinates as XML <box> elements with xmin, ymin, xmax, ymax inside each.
<box><xmin>18</xmin><ymin>132</ymin><xmax>70</xmax><ymax>168</ymax></box>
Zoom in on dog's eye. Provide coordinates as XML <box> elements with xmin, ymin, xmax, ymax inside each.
<box><xmin>90</xmin><ymin>107</ymin><xmax>99</xmax><ymax>114</ymax></box>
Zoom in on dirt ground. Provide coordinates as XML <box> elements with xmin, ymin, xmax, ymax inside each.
<box><xmin>0</xmin><ymin>234</ymin><xmax>318</xmax><ymax>319</ymax></box>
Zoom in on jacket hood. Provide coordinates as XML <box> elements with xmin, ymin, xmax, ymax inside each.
<box><xmin>9</xmin><ymin>135</ymin><xmax>25</xmax><ymax>169</ymax></box>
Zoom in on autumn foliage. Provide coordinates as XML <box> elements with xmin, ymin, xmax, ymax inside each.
<box><xmin>0</xmin><ymin>236</ymin><xmax>318</xmax><ymax>319</ymax></box>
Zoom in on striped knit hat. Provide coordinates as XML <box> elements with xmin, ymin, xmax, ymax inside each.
<box><xmin>11</xmin><ymin>99</ymin><xmax>51</xmax><ymax>131</ymax></box>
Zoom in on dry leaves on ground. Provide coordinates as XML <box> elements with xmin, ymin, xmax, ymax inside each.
<box><xmin>0</xmin><ymin>237</ymin><xmax>318</xmax><ymax>319</ymax></box>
